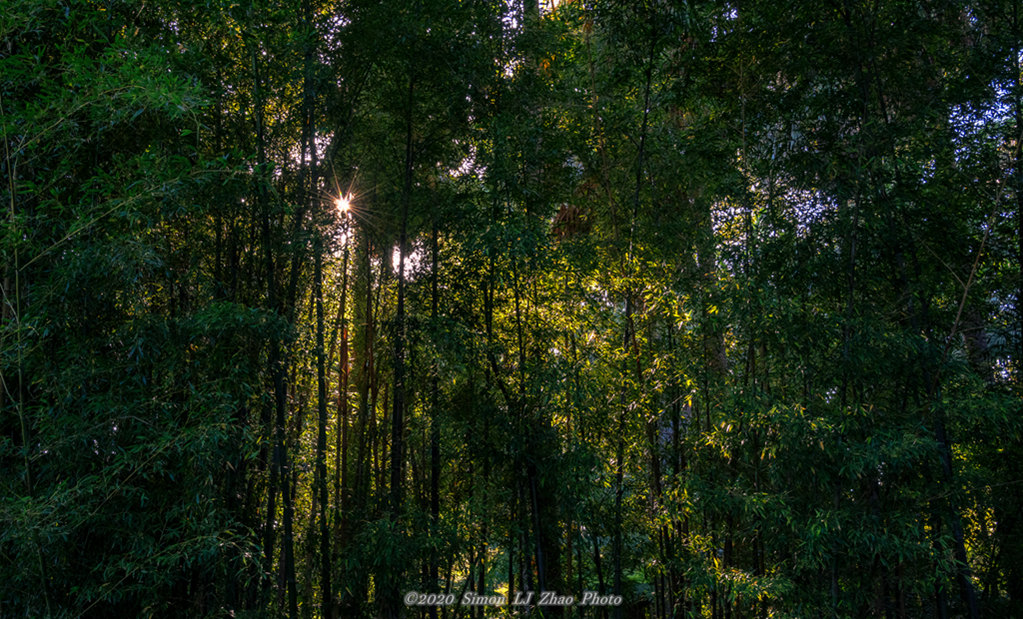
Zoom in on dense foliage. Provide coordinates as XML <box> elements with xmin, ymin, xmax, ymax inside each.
<box><xmin>2</xmin><ymin>0</ymin><xmax>1021</xmax><ymax>617</ymax></box>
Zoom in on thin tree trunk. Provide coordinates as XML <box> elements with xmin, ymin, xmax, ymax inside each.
<box><xmin>249</xmin><ymin>30</ymin><xmax>297</xmax><ymax>615</ymax></box>
<box><xmin>613</xmin><ymin>18</ymin><xmax>657</xmax><ymax>619</ymax></box>
<box><xmin>335</xmin><ymin>236</ymin><xmax>351</xmax><ymax>542</ymax></box>
<box><xmin>300</xmin><ymin>0</ymin><xmax>332</xmax><ymax>612</ymax></box>
<box><xmin>429</xmin><ymin>218</ymin><xmax>441</xmax><ymax>619</ymax></box>
<box><xmin>382</xmin><ymin>61</ymin><xmax>416</xmax><ymax>619</ymax></box>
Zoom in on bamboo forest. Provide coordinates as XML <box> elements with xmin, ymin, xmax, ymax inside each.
<box><xmin>2</xmin><ymin>0</ymin><xmax>1022</xmax><ymax>617</ymax></box>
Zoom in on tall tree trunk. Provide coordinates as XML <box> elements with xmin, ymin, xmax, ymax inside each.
<box><xmin>299</xmin><ymin>2</ymin><xmax>332</xmax><ymax>615</ymax></box>
<box><xmin>613</xmin><ymin>20</ymin><xmax>657</xmax><ymax>618</ymax></box>
<box><xmin>249</xmin><ymin>31</ymin><xmax>296</xmax><ymax>615</ymax></box>
<box><xmin>429</xmin><ymin>217</ymin><xmax>441</xmax><ymax>619</ymax></box>
<box><xmin>383</xmin><ymin>61</ymin><xmax>415</xmax><ymax>619</ymax></box>
<box><xmin>334</xmin><ymin>227</ymin><xmax>351</xmax><ymax>543</ymax></box>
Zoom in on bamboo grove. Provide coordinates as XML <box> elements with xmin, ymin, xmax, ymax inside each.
<box><xmin>2</xmin><ymin>0</ymin><xmax>1022</xmax><ymax>617</ymax></box>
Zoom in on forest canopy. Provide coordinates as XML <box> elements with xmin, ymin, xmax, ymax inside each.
<box><xmin>2</xmin><ymin>0</ymin><xmax>1021</xmax><ymax>617</ymax></box>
